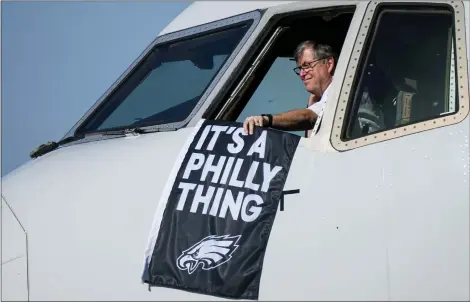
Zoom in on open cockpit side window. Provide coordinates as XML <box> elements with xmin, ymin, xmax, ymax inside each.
<box><xmin>205</xmin><ymin>7</ymin><xmax>356</xmax><ymax>138</ymax></box>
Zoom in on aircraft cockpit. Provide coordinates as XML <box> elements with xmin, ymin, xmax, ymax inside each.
<box><xmin>206</xmin><ymin>7</ymin><xmax>355</xmax><ymax>138</ymax></box>
<box><xmin>54</xmin><ymin>1</ymin><xmax>462</xmax><ymax>156</ymax></box>
<box><xmin>205</xmin><ymin>3</ymin><xmax>458</xmax><ymax>146</ymax></box>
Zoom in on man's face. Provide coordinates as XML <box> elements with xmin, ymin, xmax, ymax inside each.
<box><xmin>296</xmin><ymin>48</ymin><xmax>333</xmax><ymax>95</ymax></box>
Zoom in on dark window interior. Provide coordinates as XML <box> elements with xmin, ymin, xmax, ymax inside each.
<box><xmin>342</xmin><ymin>5</ymin><xmax>457</xmax><ymax>140</ymax></box>
<box><xmin>76</xmin><ymin>21</ymin><xmax>253</xmax><ymax>135</ymax></box>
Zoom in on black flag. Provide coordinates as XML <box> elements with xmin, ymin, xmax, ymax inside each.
<box><xmin>142</xmin><ymin>119</ymin><xmax>300</xmax><ymax>300</ymax></box>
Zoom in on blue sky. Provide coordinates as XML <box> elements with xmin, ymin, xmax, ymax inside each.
<box><xmin>1</xmin><ymin>1</ymin><xmax>189</xmax><ymax>176</ymax></box>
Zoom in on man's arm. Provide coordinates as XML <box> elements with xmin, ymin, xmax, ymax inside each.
<box><xmin>243</xmin><ymin>108</ymin><xmax>318</xmax><ymax>134</ymax></box>
<box><xmin>271</xmin><ymin>109</ymin><xmax>317</xmax><ymax>130</ymax></box>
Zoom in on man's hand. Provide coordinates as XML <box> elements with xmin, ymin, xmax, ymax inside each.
<box><xmin>243</xmin><ymin>115</ymin><xmax>268</xmax><ymax>135</ymax></box>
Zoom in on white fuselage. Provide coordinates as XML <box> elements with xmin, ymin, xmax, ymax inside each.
<box><xmin>2</xmin><ymin>1</ymin><xmax>469</xmax><ymax>301</ymax></box>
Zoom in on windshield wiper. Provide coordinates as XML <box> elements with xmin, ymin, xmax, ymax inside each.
<box><xmin>100</xmin><ymin>125</ymin><xmax>177</xmax><ymax>136</ymax></box>
<box><xmin>30</xmin><ymin>133</ymin><xmax>85</xmax><ymax>159</ymax></box>
<box><xmin>100</xmin><ymin>127</ymin><xmax>148</xmax><ymax>136</ymax></box>
<box><xmin>29</xmin><ymin>126</ymin><xmax>171</xmax><ymax>159</ymax></box>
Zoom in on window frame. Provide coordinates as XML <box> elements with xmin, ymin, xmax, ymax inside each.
<box><xmin>62</xmin><ymin>10</ymin><xmax>262</xmax><ymax>138</ymax></box>
<box><xmin>212</xmin><ymin>26</ymin><xmax>291</xmax><ymax>121</ymax></box>
<box><xmin>330</xmin><ymin>0</ymin><xmax>469</xmax><ymax>151</ymax></box>
<box><xmin>202</xmin><ymin>4</ymin><xmax>359</xmax><ymax>125</ymax></box>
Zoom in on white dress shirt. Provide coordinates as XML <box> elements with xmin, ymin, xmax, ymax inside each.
<box><xmin>307</xmin><ymin>83</ymin><xmax>331</xmax><ymax>115</ymax></box>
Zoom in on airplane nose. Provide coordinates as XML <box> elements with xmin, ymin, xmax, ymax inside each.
<box><xmin>1</xmin><ymin>196</ymin><xmax>29</xmax><ymax>301</ymax></box>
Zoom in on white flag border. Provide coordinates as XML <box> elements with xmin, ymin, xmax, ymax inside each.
<box><xmin>142</xmin><ymin>119</ymin><xmax>206</xmax><ymax>277</ymax></box>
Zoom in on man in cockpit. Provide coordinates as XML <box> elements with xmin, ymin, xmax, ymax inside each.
<box><xmin>243</xmin><ymin>40</ymin><xmax>337</xmax><ymax>136</ymax></box>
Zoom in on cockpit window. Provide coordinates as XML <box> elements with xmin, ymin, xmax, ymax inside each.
<box><xmin>77</xmin><ymin>22</ymin><xmax>252</xmax><ymax>134</ymax></box>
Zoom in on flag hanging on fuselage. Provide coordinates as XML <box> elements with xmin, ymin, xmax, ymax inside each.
<box><xmin>142</xmin><ymin>119</ymin><xmax>301</xmax><ymax>300</ymax></box>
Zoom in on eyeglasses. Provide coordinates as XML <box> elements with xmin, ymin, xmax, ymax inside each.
<box><xmin>293</xmin><ymin>57</ymin><xmax>327</xmax><ymax>75</ymax></box>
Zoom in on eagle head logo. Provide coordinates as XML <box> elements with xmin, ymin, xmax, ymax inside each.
<box><xmin>176</xmin><ymin>234</ymin><xmax>241</xmax><ymax>274</ymax></box>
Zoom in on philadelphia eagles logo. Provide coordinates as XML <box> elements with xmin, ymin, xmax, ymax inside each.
<box><xmin>176</xmin><ymin>235</ymin><xmax>241</xmax><ymax>274</ymax></box>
